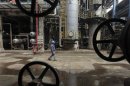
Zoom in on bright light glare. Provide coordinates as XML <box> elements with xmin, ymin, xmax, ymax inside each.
<box><xmin>106</xmin><ymin>5</ymin><xmax>113</xmax><ymax>13</ymax></box>
<box><xmin>118</xmin><ymin>0</ymin><xmax>123</xmax><ymax>4</ymax></box>
<box><xmin>106</xmin><ymin>0</ymin><xmax>123</xmax><ymax>13</ymax></box>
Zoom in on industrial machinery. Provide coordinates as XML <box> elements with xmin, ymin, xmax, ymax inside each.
<box><xmin>15</xmin><ymin>0</ymin><xmax>59</xmax><ymax>17</ymax></box>
<box><xmin>14</xmin><ymin>0</ymin><xmax>130</xmax><ymax>85</ymax></box>
<box><xmin>2</xmin><ymin>0</ymin><xmax>59</xmax><ymax>51</ymax></box>
<box><xmin>93</xmin><ymin>0</ymin><xmax>130</xmax><ymax>64</ymax></box>
<box><xmin>93</xmin><ymin>18</ymin><xmax>126</xmax><ymax>62</ymax></box>
<box><xmin>12</xmin><ymin>33</ymin><xmax>30</xmax><ymax>50</ymax></box>
<box><xmin>120</xmin><ymin>20</ymin><xmax>130</xmax><ymax>63</ymax></box>
<box><xmin>2</xmin><ymin>21</ymin><xmax>35</xmax><ymax>50</ymax></box>
<box><xmin>18</xmin><ymin>61</ymin><xmax>59</xmax><ymax>86</ymax></box>
<box><xmin>15</xmin><ymin>0</ymin><xmax>60</xmax><ymax>86</ymax></box>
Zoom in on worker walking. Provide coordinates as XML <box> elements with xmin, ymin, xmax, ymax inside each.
<box><xmin>48</xmin><ymin>37</ymin><xmax>56</xmax><ymax>61</ymax></box>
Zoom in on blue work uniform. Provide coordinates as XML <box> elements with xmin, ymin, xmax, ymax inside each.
<box><xmin>50</xmin><ymin>40</ymin><xmax>56</xmax><ymax>55</ymax></box>
<box><xmin>48</xmin><ymin>39</ymin><xmax>56</xmax><ymax>60</ymax></box>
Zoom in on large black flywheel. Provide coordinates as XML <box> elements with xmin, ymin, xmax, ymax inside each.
<box><xmin>16</xmin><ymin>0</ymin><xmax>59</xmax><ymax>17</ymax></box>
<box><xmin>18</xmin><ymin>61</ymin><xmax>59</xmax><ymax>86</ymax></box>
<box><xmin>120</xmin><ymin>19</ymin><xmax>130</xmax><ymax>63</ymax></box>
<box><xmin>93</xmin><ymin>18</ymin><xmax>126</xmax><ymax>62</ymax></box>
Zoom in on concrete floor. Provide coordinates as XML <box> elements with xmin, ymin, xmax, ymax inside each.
<box><xmin>0</xmin><ymin>49</ymin><xmax>130</xmax><ymax>86</ymax></box>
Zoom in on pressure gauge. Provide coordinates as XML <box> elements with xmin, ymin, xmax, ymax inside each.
<box><xmin>68</xmin><ymin>31</ymin><xmax>74</xmax><ymax>37</ymax></box>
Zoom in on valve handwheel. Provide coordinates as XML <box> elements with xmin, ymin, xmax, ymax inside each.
<box><xmin>18</xmin><ymin>61</ymin><xmax>59</xmax><ymax>86</ymax></box>
<box><xmin>16</xmin><ymin>0</ymin><xmax>59</xmax><ymax>17</ymax></box>
<box><xmin>93</xmin><ymin>18</ymin><xmax>126</xmax><ymax>62</ymax></box>
<box><xmin>120</xmin><ymin>19</ymin><xmax>130</xmax><ymax>63</ymax></box>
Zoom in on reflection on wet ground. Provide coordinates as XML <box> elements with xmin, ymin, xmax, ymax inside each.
<box><xmin>0</xmin><ymin>50</ymin><xmax>130</xmax><ymax>86</ymax></box>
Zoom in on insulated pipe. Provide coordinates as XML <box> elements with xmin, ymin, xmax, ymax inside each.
<box><xmin>66</xmin><ymin>0</ymin><xmax>79</xmax><ymax>39</ymax></box>
<box><xmin>112</xmin><ymin>0</ymin><xmax>117</xmax><ymax>18</ymax></box>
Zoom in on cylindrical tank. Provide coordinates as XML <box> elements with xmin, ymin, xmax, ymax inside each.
<box><xmin>66</xmin><ymin>0</ymin><xmax>79</xmax><ymax>39</ymax></box>
<box><xmin>30</xmin><ymin>39</ymin><xmax>36</xmax><ymax>44</ymax></box>
<box><xmin>30</xmin><ymin>32</ymin><xmax>36</xmax><ymax>37</ymax></box>
<box><xmin>13</xmin><ymin>38</ymin><xmax>22</xmax><ymax>44</ymax></box>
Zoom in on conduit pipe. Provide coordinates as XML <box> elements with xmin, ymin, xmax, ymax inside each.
<box><xmin>36</xmin><ymin>1</ymin><xmax>39</xmax><ymax>49</ymax></box>
<box><xmin>112</xmin><ymin>0</ymin><xmax>117</xmax><ymax>18</ymax></box>
<box><xmin>129</xmin><ymin>0</ymin><xmax>130</xmax><ymax>17</ymax></box>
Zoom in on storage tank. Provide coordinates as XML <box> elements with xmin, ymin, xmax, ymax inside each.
<box><xmin>66</xmin><ymin>0</ymin><xmax>79</xmax><ymax>39</ymax></box>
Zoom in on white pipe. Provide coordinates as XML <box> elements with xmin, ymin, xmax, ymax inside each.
<box><xmin>66</xmin><ymin>0</ymin><xmax>79</xmax><ymax>39</ymax></box>
<box><xmin>87</xmin><ymin>0</ymin><xmax>89</xmax><ymax>10</ymax></box>
<box><xmin>59</xmin><ymin>16</ymin><xmax>62</xmax><ymax>47</ymax></box>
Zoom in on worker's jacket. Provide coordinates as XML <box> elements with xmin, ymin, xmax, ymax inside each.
<box><xmin>50</xmin><ymin>40</ymin><xmax>56</xmax><ymax>54</ymax></box>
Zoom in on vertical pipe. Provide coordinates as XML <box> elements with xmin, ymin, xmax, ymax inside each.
<box><xmin>87</xmin><ymin>0</ymin><xmax>89</xmax><ymax>10</ymax></box>
<box><xmin>112</xmin><ymin>0</ymin><xmax>117</xmax><ymax>31</ymax></box>
<box><xmin>36</xmin><ymin>1</ymin><xmax>38</xmax><ymax>48</ymax></box>
<box><xmin>129</xmin><ymin>0</ymin><xmax>130</xmax><ymax>17</ymax></box>
<box><xmin>10</xmin><ymin>24</ymin><xmax>12</xmax><ymax>49</ymax></box>
<box><xmin>84</xmin><ymin>0</ymin><xmax>87</xmax><ymax>18</ymax></box>
<box><xmin>112</xmin><ymin>0</ymin><xmax>117</xmax><ymax>18</ymax></box>
<box><xmin>59</xmin><ymin>16</ymin><xmax>62</xmax><ymax>47</ymax></box>
<box><xmin>30</xmin><ymin>17</ymin><xmax>33</xmax><ymax>32</ymax></box>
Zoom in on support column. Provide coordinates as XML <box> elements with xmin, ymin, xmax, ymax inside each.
<box><xmin>66</xmin><ymin>0</ymin><xmax>79</xmax><ymax>39</ymax></box>
<box><xmin>0</xmin><ymin>16</ymin><xmax>4</xmax><ymax>51</ymax></box>
<box><xmin>87</xmin><ymin>18</ymin><xmax>106</xmax><ymax>49</ymax></box>
<box><xmin>63</xmin><ymin>0</ymin><xmax>79</xmax><ymax>50</ymax></box>
<box><xmin>38</xmin><ymin>17</ymin><xmax>44</xmax><ymax>51</ymax></box>
<box><xmin>88</xmin><ymin>22</ymin><xmax>99</xmax><ymax>49</ymax></box>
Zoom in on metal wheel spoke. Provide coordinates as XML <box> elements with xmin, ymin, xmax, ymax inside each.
<box><xmin>92</xmin><ymin>19</ymin><xmax>126</xmax><ymax>62</ymax></box>
<box><xmin>38</xmin><ymin>67</ymin><xmax>49</xmax><ymax>79</ymax></box>
<box><xmin>107</xmin><ymin>23</ymin><xmax>115</xmax><ymax>34</ymax></box>
<box><xmin>42</xmin><ymin>82</ymin><xmax>56</xmax><ymax>86</ymax></box>
<box><xmin>108</xmin><ymin>45</ymin><xmax>117</xmax><ymax>58</ymax></box>
<box><xmin>18</xmin><ymin>61</ymin><xmax>59</xmax><ymax>86</ymax></box>
<box><xmin>96</xmin><ymin>40</ymin><xmax>113</xmax><ymax>44</ymax></box>
<box><xmin>26</xmin><ymin>67</ymin><xmax>35</xmax><ymax>80</ymax></box>
<box><xmin>16</xmin><ymin>0</ymin><xmax>58</xmax><ymax>17</ymax></box>
<box><xmin>44</xmin><ymin>0</ymin><xmax>53</xmax><ymax>6</ymax></box>
<box><xmin>31</xmin><ymin>0</ymin><xmax>36</xmax><ymax>13</ymax></box>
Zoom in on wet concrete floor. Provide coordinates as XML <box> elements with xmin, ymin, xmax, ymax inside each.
<box><xmin>0</xmin><ymin>50</ymin><xmax>130</xmax><ymax>86</ymax></box>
